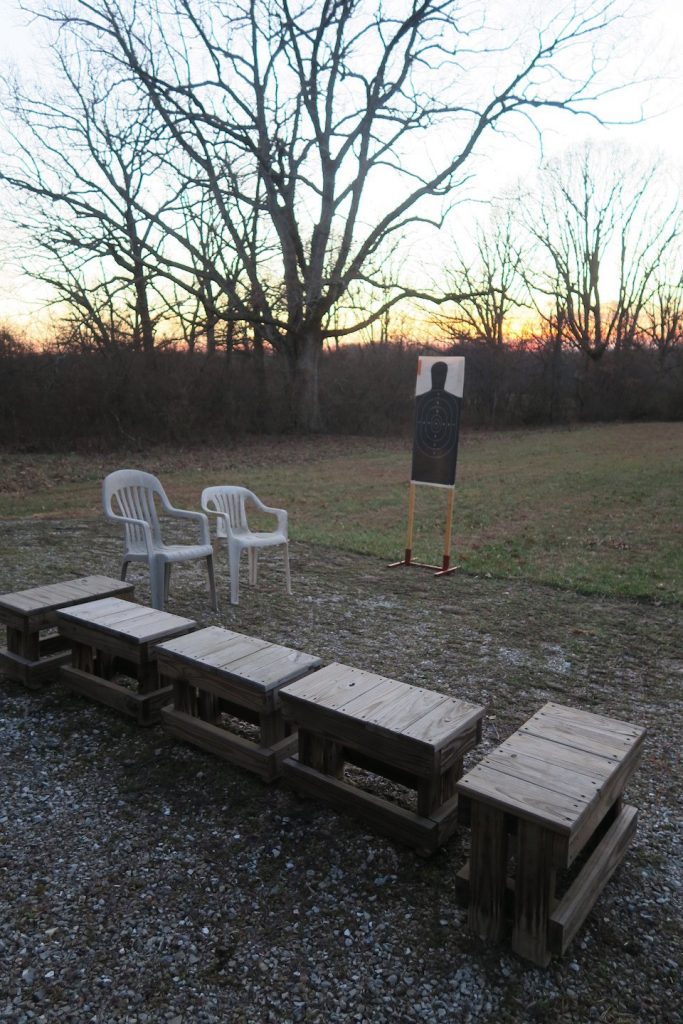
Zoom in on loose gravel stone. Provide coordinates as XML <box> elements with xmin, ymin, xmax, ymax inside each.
<box><xmin>0</xmin><ymin>521</ymin><xmax>681</xmax><ymax>1022</ymax></box>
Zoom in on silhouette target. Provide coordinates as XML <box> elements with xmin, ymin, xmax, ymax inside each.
<box><xmin>411</xmin><ymin>360</ymin><xmax>462</xmax><ymax>486</ymax></box>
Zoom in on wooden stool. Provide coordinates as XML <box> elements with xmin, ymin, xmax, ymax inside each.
<box><xmin>0</xmin><ymin>576</ymin><xmax>135</xmax><ymax>690</ymax></box>
<box><xmin>280</xmin><ymin>663</ymin><xmax>485</xmax><ymax>854</ymax></box>
<box><xmin>57</xmin><ymin>598</ymin><xmax>196</xmax><ymax>725</ymax></box>
<box><xmin>456</xmin><ymin>702</ymin><xmax>646</xmax><ymax>966</ymax></box>
<box><xmin>156</xmin><ymin>627</ymin><xmax>321</xmax><ymax>782</ymax></box>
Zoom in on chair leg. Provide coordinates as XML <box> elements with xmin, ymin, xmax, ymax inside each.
<box><xmin>248</xmin><ymin>548</ymin><xmax>258</xmax><ymax>586</ymax></box>
<box><xmin>229</xmin><ymin>544</ymin><xmax>241</xmax><ymax>605</ymax></box>
<box><xmin>150</xmin><ymin>558</ymin><xmax>166</xmax><ymax>611</ymax></box>
<box><xmin>164</xmin><ymin>563</ymin><xmax>172</xmax><ymax>603</ymax></box>
<box><xmin>206</xmin><ymin>555</ymin><xmax>218</xmax><ymax>611</ymax></box>
<box><xmin>284</xmin><ymin>542</ymin><xmax>292</xmax><ymax>595</ymax></box>
<box><xmin>120</xmin><ymin>559</ymin><xmax>129</xmax><ymax>581</ymax></box>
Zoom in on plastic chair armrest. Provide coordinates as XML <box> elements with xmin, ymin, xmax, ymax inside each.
<box><xmin>165</xmin><ymin>506</ymin><xmax>211</xmax><ymax>545</ymax></box>
<box><xmin>104</xmin><ymin>511</ymin><xmax>155</xmax><ymax>551</ymax></box>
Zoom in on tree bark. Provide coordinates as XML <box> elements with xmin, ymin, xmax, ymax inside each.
<box><xmin>289</xmin><ymin>330</ymin><xmax>323</xmax><ymax>432</ymax></box>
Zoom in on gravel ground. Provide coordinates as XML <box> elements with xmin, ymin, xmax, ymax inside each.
<box><xmin>1</xmin><ymin>518</ymin><xmax>681</xmax><ymax>1024</ymax></box>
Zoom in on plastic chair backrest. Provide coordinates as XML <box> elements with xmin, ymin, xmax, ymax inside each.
<box><xmin>203</xmin><ymin>486</ymin><xmax>251</xmax><ymax>535</ymax></box>
<box><xmin>103</xmin><ymin>469</ymin><xmax>166</xmax><ymax>550</ymax></box>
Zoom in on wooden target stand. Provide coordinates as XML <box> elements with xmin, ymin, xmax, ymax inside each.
<box><xmin>389</xmin><ymin>481</ymin><xmax>458</xmax><ymax>576</ymax></box>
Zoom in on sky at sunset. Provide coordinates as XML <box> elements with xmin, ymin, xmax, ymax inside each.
<box><xmin>0</xmin><ymin>0</ymin><xmax>681</xmax><ymax>335</ymax></box>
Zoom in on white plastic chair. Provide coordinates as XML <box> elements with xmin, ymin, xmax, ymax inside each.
<box><xmin>103</xmin><ymin>469</ymin><xmax>217</xmax><ymax>612</ymax></box>
<box><xmin>201</xmin><ymin>485</ymin><xmax>291</xmax><ymax>605</ymax></box>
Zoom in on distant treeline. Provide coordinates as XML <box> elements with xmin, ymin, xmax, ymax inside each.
<box><xmin>1</xmin><ymin>340</ymin><xmax>681</xmax><ymax>451</ymax></box>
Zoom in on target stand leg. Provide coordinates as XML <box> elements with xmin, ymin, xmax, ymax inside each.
<box><xmin>434</xmin><ymin>488</ymin><xmax>458</xmax><ymax>575</ymax></box>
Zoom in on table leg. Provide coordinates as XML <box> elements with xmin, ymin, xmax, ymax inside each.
<box><xmin>72</xmin><ymin>640</ymin><xmax>94</xmax><ymax>674</ymax></box>
<box><xmin>198</xmin><ymin>689</ymin><xmax>217</xmax><ymax>723</ymax></box>
<box><xmin>299</xmin><ymin>728</ymin><xmax>344</xmax><ymax>778</ymax></box>
<box><xmin>467</xmin><ymin>802</ymin><xmax>509</xmax><ymax>943</ymax></box>
<box><xmin>7</xmin><ymin>626</ymin><xmax>40</xmax><ymax>662</ymax></box>
<box><xmin>512</xmin><ymin>819</ymin><xmax>556</xmax><ymax>966</ymax></box>
<box><xmin>260</xmin><ymin>710</ymin><xmax>285</xmax><ymax>747</ymax></box>
<box><xmin>137</xmin><ymin>658</ymin><xmax>158</xmax><ymax>694</ymax></box>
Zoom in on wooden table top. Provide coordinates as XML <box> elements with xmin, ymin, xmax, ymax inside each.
<box><xmin>0</xmin><ymin>576</ymin><xmax>133</xmax><ymax>616</ymax></box>
<box><xmin>280</xmin><ymin>662</ymin><xmax>484</xmax><ymax>751</ymax></box>
<box><xmin>57</xmin><ymin>597</ymin><xmax>196</xmax><ymax>645</ymax></box>
<box><xmin>456</xmin><ymin>702</ymin><xmax>646</xmax><ymax>836</ymax></box>
<box><xmin>155</xmin><ymin>626</ymin><xmax>321</xmax><ymax>692</ymax></box>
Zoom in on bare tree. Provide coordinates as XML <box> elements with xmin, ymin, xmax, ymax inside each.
<box><xmin>639</xmin><ymin>264</ymin><xmax>683</xmax><ymax>363</ymax></box>
<box><xmin>438</xmin><ymin>206</ymin><xmax>526</xmax><ymax>347</ymax></box>
<box><xmin>18</xmin><ymin>0</ymin><xmax>627</xmax><ymax>430</ymax></box>
<box><xmin>520</xmin><ymin>143</ymin><xmax>681</xmax><ymax>362</ymax></box>
<box><xmin>0</xmin><ymin>50</ymin><xmax>172</xmax><ymax>353</ymax></box>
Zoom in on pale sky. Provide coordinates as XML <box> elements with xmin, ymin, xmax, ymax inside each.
<box><xmin>0</xmin><ymin>0</ymin><xmax>681</xmax><ymax>334</ymax></box>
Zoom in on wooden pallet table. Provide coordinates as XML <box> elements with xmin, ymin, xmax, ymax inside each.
<box><xmin>57</xmin><ymin>597</ymin><xmax>196</xmax><ymax>725</ymax></box>
<box><xmin>280</xmin><ymin>663</ymin><xmax>485</xmax><ymax>854</ymax></box>
<box><xmin>156</xmin><ymin>626</ymin><xmax>322</xmax><ymax>782</ymax></box>
<box><xmin>456</xmin><ymin>701</ymin><xmax>646</xmax><ymax>966</ymax></box>
<box><xmin>0</xmin><ymin>575</ymin><xmax>135</xmax><ymax>690</ymax></box>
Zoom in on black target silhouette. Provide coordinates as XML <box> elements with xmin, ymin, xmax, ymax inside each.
<box><xmin>411</xmin><ymin>360</ymin><xmax>462</xmax><ymax>486</ymax></box>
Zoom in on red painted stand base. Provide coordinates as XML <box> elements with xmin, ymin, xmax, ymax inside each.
<box><xmin>387</xmin><ymin>550</ymin><xmax>458</xmax><ymax>576</ymax></box>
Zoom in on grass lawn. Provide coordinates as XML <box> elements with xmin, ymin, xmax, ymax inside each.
<box><xmin>1</xmin><ymin>421</ymin><xmax>681</xmax><ymax>603</ymax></box>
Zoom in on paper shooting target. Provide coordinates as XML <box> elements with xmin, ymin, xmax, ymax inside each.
<box><xmin>410</xmin><ymin>357</ymin><xmax>465</xmax><ymax>487</ymax></box>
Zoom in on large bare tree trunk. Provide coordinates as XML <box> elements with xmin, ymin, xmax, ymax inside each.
<box><xmin>290</xmin><ymin>331</ymin><xmax>322</xmax><ymax>432</ymax></box>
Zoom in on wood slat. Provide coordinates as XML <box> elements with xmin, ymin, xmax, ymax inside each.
<box><xmin>457</xmin><ymin>765</ymin><xmax>580</xmax><ymax>834</ymax></box>
<box><xmin>57</xmin><ymin>596</ymin><xmax>137</xmax><ymax>623</ymax></box>
<box><xmin>283</xmin><ymin>756</ymin><xmax>439</xmax><ymax>852</ymax></box>
<box><xmin>401</xmin><ymin>698</ymin><xmax>484</xmax><ymax>745</ymax></box>
<box><xmin>354</xmin><ymin>685</ymin><xmax>449</xmax><ymax>735</ymax></box>
<box><xmin>162</xmin><ymin>708</ymin><xmax>286</xmax><ymax>782</ymax></box>
<box><xmin>483</xmin><ymin>748</ymin><xmax>599</xmax><ymax>804</ymax></box>
<box><xmin>61</xmin><ymin>665</ymin><xmax>172</xmax><ymax>725</ymax></box>
<box><xmin>541</xmin><ymin>702</ymin><xmax>645</xmax><ymax>740</ymax></box>
<box><xmin>281</xmin><ymin>663</ymin><xmax>391</xmax><ymax>710</ymax></box>
<box><xmin>222</xmin><ymin>645</ymin><xmax>321</xmax><ymax>687</ymax></box>
<box><xmin>549</xmin><ymin>805</ymin><xmax>638</xmax><ymax>954</ymax></box>
<box><xmin>59</xmin><ymin>597</ymin><xmax>195</xmax><ymax>641</ymax></box>
<box><xmin>519</xmin><ymin>715</ymin><xmax>638</xmax><ymax>762</ymax></box>
<box><xmin>208</xmin><ymin>636</ymin><xmax>273</xmax><ymax>669</ymax></box>
<box><xmin>336</xmin><ymin>677</ymin><xmax>410</xmax><ymax>720</ymax></box>
<box><xmin>502</xmin><ymin>732</ymin><xmax>619</xmax><ymax>780</ymax></box>
<box><xmin>155</xmin><ymin>626</ymin><xmax>248</xmax><ymax>659</ymax></box>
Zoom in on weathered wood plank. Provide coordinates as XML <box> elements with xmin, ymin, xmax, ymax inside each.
<box><xmin>283</xmin><ymin>701</ymin><xmax>440</xmax><ymax>777</ymax></box>
<box><xmin>162</xmin><ymin>708</ymin><xmax>291</xmax><ymax>781</ymax></box>
<box><xmin>283</xmin><ymin>756</ymin><xmax>439</xmax><ymax>852</ymax></box>
<box><xmin>540</xmin><ymin>702</ymin><xmax>645</xmax><ymax>740</ymax></box>
<box><xmin>502</xmin><ymin>732</ymin><xmax>619</xmax><ymax>780</ymax></box>
<box><xmin>59</xmin><ymin>599</ymin><xmax>195</xmax><ymax>642</ymax></box>
<box><xmin>225</xmin><ymin>646</ymin><xmax>321</xmax><ymax>687</ymax></box>
<box><xmin>567</xmin><ymin>750</ymin><xmax>643</xmax><ymax>865</ymax></box>
<box><xmin>467</xmin><ymin>802</ymin><xmax>509</xmax><ymax>942</ymax></box>
<box><xmin>61</xmin><ymin>665</ymin><xmax>172</xmax><ymax>725</ymax></box>
<box><xmin>281</xmin><ymin>663</ymin><xmax>391</xmax><ymax>710</ymax></box>
<box><xmin>353</xmin><ymin>685</ymin><xmax>448</xmax><ymax>735</ymax></box>
<box><xmin>549</xmin><ymin>805</ymin><xmax>638</xmax><ymax>955</ymax></box>
<box><xmin>520</xmin><ymin>714</ymin><xmax>641</xmax><ymax>762</ymax></box>
<box><xmin>336</xmin><ymin>677</ymin><xmax>408</xmax><ymax>721</ymax></box>
<box><xmin>58</xmin><ymin>621</ymin><xmax>145</xmax><ymax>664</ymax></box>
<box><xmin>0</xmin><ymin>646</ymin><xmax>70</xmax><ymax>687</ymax></box>
<box><xmin>512</xmin><ymin>819</ymin><xmax>556</xmax><ymax>967</ymax></box>
<box><xmin>484</xmin><ymin>748</ymin><xmax>599</xmax><ymax>803</ymax></box>
<box><xmin>156</xmin><ymin>653</ymin><xmax>270</xmax><ymax>710</ymax></box>
<box><xmin>56</xmin><ymin>596</ymin><xmax>135</xmax><ymax>623</ymax></box>
<box><xmin>457</xmin><ymin>765</ymin><xmax>579</xmax><ymax>834</ymax></box>
<box><xmin>156</xmin><ymin>626</ymin><xmax>247</xmax><ymax>660</ymax></box>
<box><xmin>401</xmin><ymin>698</ymin><xmax>484</xmax><ymax>746</ymax></box>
